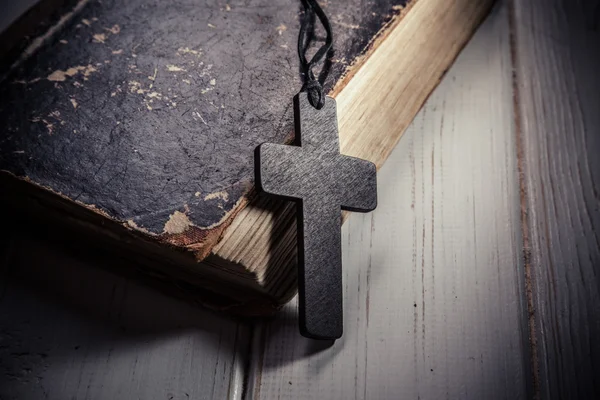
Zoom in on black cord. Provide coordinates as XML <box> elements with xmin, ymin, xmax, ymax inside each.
<box><xmin>298</xmin><ymin>0</ymin><xmax>333</xmax><ymax>109</ymax></box>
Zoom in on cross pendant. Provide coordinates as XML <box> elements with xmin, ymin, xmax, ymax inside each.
<box><xmin>256</xmin><ymin>93</ymin><xmax>377</xmax><ymax>340</ymax></box>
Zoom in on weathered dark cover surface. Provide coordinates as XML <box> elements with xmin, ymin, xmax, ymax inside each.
<box><xmin>0</xmin><ymin>0</ymin><xmax>408</xmax><ymax>255</ymax></box>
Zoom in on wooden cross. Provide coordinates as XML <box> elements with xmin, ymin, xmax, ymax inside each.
<box><xmin>256</xmin><ymin>93</ymin><xmax>377</xmax><ymax>340</ymax></box>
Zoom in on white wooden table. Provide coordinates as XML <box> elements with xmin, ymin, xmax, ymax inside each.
<box><xmin>1</xmin><ymin>0</ymin><xmax>599</xmax><ymax>398</ymax></box>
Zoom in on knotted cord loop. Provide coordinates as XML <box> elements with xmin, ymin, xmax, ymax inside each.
<box><xmin>297</xmin><ymin>0</ymin><xmax>333</xmax><ymax>109</ymax></box>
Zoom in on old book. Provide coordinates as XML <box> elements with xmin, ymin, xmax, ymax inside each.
<box><xmin>0</xmin><ymin>0</ymin><xmax>494</xmax><ymax>314</ymax></box>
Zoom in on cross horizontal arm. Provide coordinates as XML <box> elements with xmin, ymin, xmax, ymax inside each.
<box><xmin>256</xmin><ymin>143</ymin><xmax>307</xmax><ymax>199</ymax></box>
<box><xmin>338</xmin><ymin>155</ymin><xmax>377</xmax><ymax>212</ymax></box>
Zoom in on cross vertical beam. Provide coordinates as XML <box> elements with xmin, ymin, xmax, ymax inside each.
<box><xmin>298</xmin><ymin>199</ymin><xmax>343</xmax><ymax>338</ymax></box>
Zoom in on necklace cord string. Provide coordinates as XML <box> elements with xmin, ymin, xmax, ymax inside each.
<box><xmin>298</xmin><ymin>0</ymin><xmax>333</xmax><ymax>109</ymax></box>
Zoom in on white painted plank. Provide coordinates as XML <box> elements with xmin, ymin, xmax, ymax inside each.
<box><xmin>512</xmin><ymin>0</ymin><xmax>600</xmax><ymax>397</ymax></box>
<box><xmin>0</xmin><ymin>236</ymin><xmax>248</xmax><ymax>400</ymax></box>
<box><xmin>248</xmin><ymin>3</ymin><xmax>529</xmax><ymax>399</ymax></box>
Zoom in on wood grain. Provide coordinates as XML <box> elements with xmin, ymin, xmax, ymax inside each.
<box><xmin>247</xmin><ymin>4</ymin><xmax>530</xmax><ymax>399</ymax></box>
<box><xmin>212</xmin><ymin>0</ymin><xmax>496</xmax><ymax>306</ymax></box>
<box><xmin>0</xmin><ymin>235</ymin><xmax>249</xmax><ymax>400</ymax></box>
<box><xmin>511</xmin><ymin>0</ymin><xmax>600</xmax><ymax>398</ymax></box>
<box><xmin>3</xmin><ymin>0</ymin><xmax>600</xmax><ymax>396</ymax></box>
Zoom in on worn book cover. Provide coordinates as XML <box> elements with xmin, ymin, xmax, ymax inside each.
<box><xmin>0</xmin><ymin>0</ymin><xmax>494</xmax><ymax>313</ymax></box>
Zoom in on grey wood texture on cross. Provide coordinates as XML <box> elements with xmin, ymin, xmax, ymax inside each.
<box><xmin>1</xmin><ymin>0</ymin><xmax>599</xmax><ymax>398</ymax></box>
<box><xmin>257</xmin><ymin>93</ymin><xmax>377</xmax><ymax>339</ymax></box>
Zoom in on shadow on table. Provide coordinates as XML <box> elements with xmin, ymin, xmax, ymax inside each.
<box><xmin>0</xmin><ymin>227</ymin><xmax>246</xmax><ymax>399</ymax></box>
<box><xmin>250</xmin><ymin>304</ymin><xmax>349</xmax><ymax>375</ymax></box>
